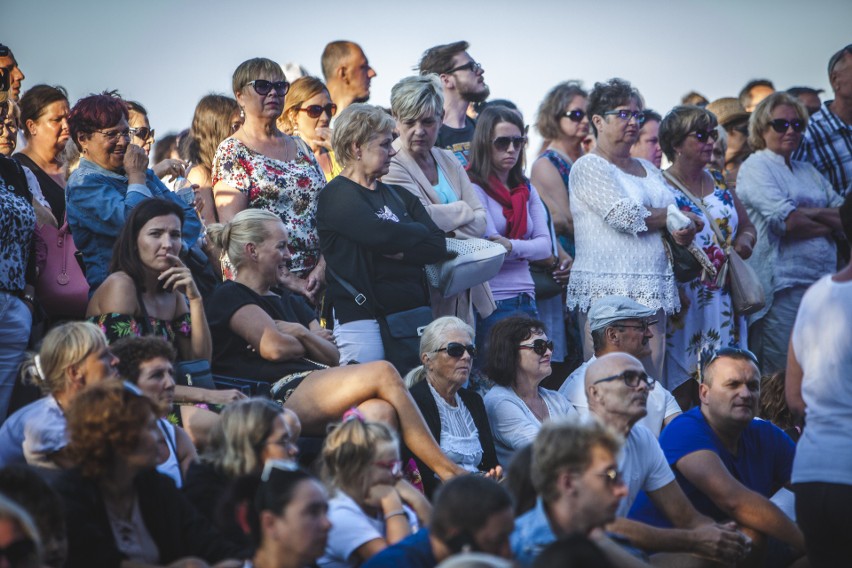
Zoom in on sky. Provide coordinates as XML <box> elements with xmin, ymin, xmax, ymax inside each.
<box><xmin>3</xmin><ymin>0</ymin><xmax>851</xmax><ymax>155</ymax></box>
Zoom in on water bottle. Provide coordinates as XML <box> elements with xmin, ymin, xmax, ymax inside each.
<box><xmin>173</xmin><ymin>176</ymin><xmax>195</xmax><ymax>206</ymax></box>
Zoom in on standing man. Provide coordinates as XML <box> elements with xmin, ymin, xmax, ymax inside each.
<box><xmin>738</xmin><ymin>79</ymin><xmax>775</xmax><ymax>113</ymax></box>
<box><xmin>793</xmin><ymin>44</ymin><xmax>852</xmax><ymax>197</ymax></box>
<box><xmin>418</xmin><ymin>41</ymin><xmax>489</xmax><ymax>166</ymax></box>
<box><xmin>321</xmin><ymin>41</ymin><xmax>376</xmax><ymax>113</ymax></box>
<box><xmin>0</xmin><ymin>44</ymin><xmax>25</xmax><ymax>101</ymax></box>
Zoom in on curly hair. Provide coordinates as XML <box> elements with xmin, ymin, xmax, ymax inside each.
<box><xmin>321</xmin><ymin>418</ymin><xmax>397</xmax><ymax>496</ymax></box>
<box><xmin>535</xmin><ymin>81</ymin><xmax>587</xmax><ymax>142</ymax></box>
<box><xmin>484</xmin><ymin>316</ymin><xmax>546</xmax><ymax>387</ymax></box>
<box><xmin>111</xmin><ymin>336</ymin><xmax>176</xmax><ymax>384</ymax></box>
<box><xmin>65</xmin><ymin>380</ymin><xmax>158</xmax><ymax>479</ymax></box>
<box><xmin>587</xmin><ymin>78</ymin><xmax>642</xmax><ymax>137</ymax></box>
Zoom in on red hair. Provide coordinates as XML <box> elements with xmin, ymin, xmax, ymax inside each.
<box><xmin>68</xmin><ymin>90</ymin><xmax>128</xmax><ymax>150</ymax></box>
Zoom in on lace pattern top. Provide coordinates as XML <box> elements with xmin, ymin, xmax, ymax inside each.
<box><xmin>428</xmin><ymin>382</ymin><xmax>483</xmax><ymax>472</ymax></box>
<box><xmin>566</xmin><ymin>154</ymin><xmax>679</xmax><ymax>313</ymax></box>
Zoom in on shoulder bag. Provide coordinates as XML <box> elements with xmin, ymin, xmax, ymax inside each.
<box><xmin>35</xmin><ymin>215</ymin><xmax>90</xmax><ymax>318</ymax></box>
<box><xmin>425</xmin><ymin>237</ymin><xmax>506</xmax><ymax>298</ymax></box>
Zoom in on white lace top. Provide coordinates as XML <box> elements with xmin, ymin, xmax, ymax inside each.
<box><xmin>566</xmin><ymin>154</ymin><xmax>679</xmax><ymax>314</ymax></box>
<box><xmin>428</xmin><ymin>382</ymin><xmax>483</xmax><ymax>472</ymax></box>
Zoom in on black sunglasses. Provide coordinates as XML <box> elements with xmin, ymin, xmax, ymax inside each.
<box><xmin>493</xmin><ymin>135</ymin><xmax>527</xmax><ymax>152</ymax></box>
<box><xmin>691</xmin><ymin>129</ymin><xmax>719</xmax><ymax>143</ymax></box>
<box><xmin>592</xmin><ymin>369</ymin><xmax>656</xmax><ymax>389</ymax></box>
<box><xmin>447</xmin><ymin>60</ymin><xmax>482</xmax><ymax>74</ymax></box>
<box><xmin>299</xmin><ymin>103</ymin><xmax>337</xmax><ymax>119</ymax></box>
<box><xmin>249</xmin><ymin>79</ymin><xmax>290</xmax><ymax>97</ymax></box>
<box><xmin>768</xmin><ymin>118</ymin><xmax>805</xmax><ymax>134</ymax></box>
<box><xmin>603</xmin><ymin>109</ymin><xmax>646</xmax><ymax>126</ymax></box>
<box><xmin>434</xmin><ymin>342</ymin><xmax>477</xmax><ymax>358</ymax></box>
<box><xmin>519</xmin><ymin>339</ymin><xmax>554</xmax><ymax>356</ymax></box>
<box><xmin>129</xmin><ymin>126</ymin><xmax>155</xmax><ymax>141</ymax></box>
<box><xmin>697</xmin><ymin>347</ymin><xmax>760</xmax><ymax>384</ymax></box>
<box><xmin>563</xmin><ymin>109</ymin><xmax>586</xmax><ymax>122</ymax></box>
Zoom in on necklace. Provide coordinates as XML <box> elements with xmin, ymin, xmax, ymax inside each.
<box><xmin>670</xmin><ymin>168</ymin><xmax>710</xmax><ymax>200</ymax></box>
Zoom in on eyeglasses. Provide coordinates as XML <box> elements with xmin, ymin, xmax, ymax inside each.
<box><xmin>261</xmin><ymin>458</ymin><xmax>300</xmax><ymax>481</ymax></box>
<box><xmin>768</xmin><ymin>118</ymin><xmax>805</xmax><ymax>134</ymax></box>
<box><xmin>374</xmin><ymin>459</ymin><xmax>403</xmax><ymax>477</ymax></box>
<box><xmin>0</xmin><ymin>538</ymin><xmax>37</xmax><ymax>565</ymax></box>
<box><xmin>603</xmin><ymin>109</ymin><xmax>646</xmax><ymax>126</ymax></box>
<box><xmin>690</xmin><ymin>129</ymin><xmax>719</xmax><ymax>143</ymax></box>
<box><xmin>492</xmin><ymin>135</ymin><xmax>527</xmax><ymax>152</ymax></box>
<box><xmin>563</xmin><ymin>109</ymin><xmax>586</xmax><ymax>122</ymax></box>
<box><xmin>434</xmin><ymin>342</ymin><xmax>477</xmax><ymax>358</ymax></box>
<box><xmin>446</xmin><ymin>60</ymin><xmax>482</xmax><ymax>74</ymax></box>
<box><xmin>518</xmin><ymin>339</ymin><xmax>554</xmax><ymax>356</ymax></box>
<box><xmin>94</xmin><ymin>128</ymin><xmax>131</xmax><ymax>141</ymax></box>
<box><xmin>592</xmin><ymin>369</ymin><xmax>656</xmax><ymax>389</ymax></box>
<box><xmin>129</xmin><ymin>126</ymin><xmax>155</xmax><ymax>141</ymax></box>
<box><xmin>298</xmin><ymin>103</ymin><xmax>337</xmax><ymax>119</ymax></box>
<box><xmin>596</xmin><ymin>467</ymin><xmax>624</xmax><ymax>487</ymax></box>
<box><xmin>248</xmin><ymin>79</ymin><xmax>290</xmax><ymax>97</ymax></box>
<box><xmin>697</xmin><ymin>347</ymin><xmax>760</xmax><ymax>384</ymax></box>
<box><xmin>614</xmin><ymin>319</ymin><xmax>658</xmax><ymax>333</ymax></box>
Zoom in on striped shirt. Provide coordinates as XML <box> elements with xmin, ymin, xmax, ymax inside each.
<box><xmin>793</xmin><ymin>100</ymin><xmax>852</xmax><ymax>197</ymax></box>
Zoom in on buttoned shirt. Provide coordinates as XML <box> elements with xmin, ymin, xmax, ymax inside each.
<box><xmin>793</xmin><ymin>100</ymin><xmax>852</xmax><ymax>197</ymax></box>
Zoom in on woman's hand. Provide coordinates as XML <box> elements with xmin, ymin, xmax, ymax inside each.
<box><xmin>154</xmin><ymin>159</ymin><xmax>187</xmax><ymax>182</ymax></box>
<box><xmin>552</xmin><ymin>250</ymin><xmax>573</xmax><ymax>285</ymax></box>
<box><xmin>364</xmin><ymin>484</ymin><xmax>403</xmax><ymax>510</ymax></box>
<box><xmin>733</xmin><ymin>231</ymin><xmax>755</xmax><ymax>259</ymax></box>
<box><xmin>274</xmin><ymin>320</ymin><xmax>309</xmax><ymax>339</ymax></box>
<box><xmin>201</xmin><ymin>388</ymin><xmax>247</xmax><ymax>405</ymax></box>
<box><xmin>304</xmin><ymin>261</ymin><xmax>326</xmax><ymax>304</ymax></box>
<box><xmin>488</xmin><ymin>235</ymin><xmax>512</xmax><ymax>253</ymax></box>
<box><xmin>159</xmin><ymin>254</ymin><xmax>201</xmax><ymax>301</ymax></box>
<box><xmin>310</xmin><ymin>127</ymin><xmax>334</xmax><ymax>152</ymax></box>
<box><xmin>124</xmin><ymin>144</ymin><xmax>149</xmax><ymax>184</ymax></box>
<box><xmin>481</xmin><ymin>465</ymin><xmax>504</xmax><ymax>481</ymax></box>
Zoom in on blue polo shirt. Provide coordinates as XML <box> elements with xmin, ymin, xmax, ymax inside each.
<box><xmin>362</xmin><ymin>528</ymin><xmax>436</xmax><ymax>568</ymax></box>
<box><xmin>511</xmin><ymin>498</ymin><xmax>557</xmax><ymax>567</ymax></box>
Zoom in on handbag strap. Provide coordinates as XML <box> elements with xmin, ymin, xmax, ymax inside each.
<box><xmin>662</xmin><ymin>170</ymin><xmax>728</xmax><ymax>248</ymax></box>
<box><xmin>325</xmin><ymin>264</ymin><xmax>383</xmax><ymax>319</ymax></box>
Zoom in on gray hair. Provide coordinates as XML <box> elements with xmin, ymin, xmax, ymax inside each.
<box><xmin>331</xmin><ymin>103</ymin><xmax>395</xmax><ymax>167</ymax></box>
<box><xmin>390</xmin><ymin>75</ymin><xmax>444</xmax><ymax>123</ymax></box>
<box><xmin>405</xmin><ymin>316</ymin><xmax>474</xmax><ymax>388</ymax></box>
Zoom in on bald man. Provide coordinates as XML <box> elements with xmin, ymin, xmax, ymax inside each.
<box><xmin>321</xmin><ymin>40</ymin><xmax>376</xmax><ymax>113</ymax></box>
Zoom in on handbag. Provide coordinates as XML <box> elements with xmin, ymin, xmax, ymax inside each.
<box><xmin>425</xmin><ymin>237</ymin><xmax>505</xmax><ymax>297</ymax></box>
<box><xmin>35</xmin><ymin>216</ymin><xmax>90</xmax><ymax>318</ymax></box>
<box><xmin>661</xmin><ymin>231</ymin><xmax>703</xmax><ymax>283</ymax></box>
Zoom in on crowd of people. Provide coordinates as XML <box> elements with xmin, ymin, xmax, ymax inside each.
<box><xmin>0</xmin><ymin>37</ymin><xmax>850</xmax><ymax>567</ymax></box>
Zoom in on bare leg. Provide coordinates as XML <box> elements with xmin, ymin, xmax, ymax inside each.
<box><xmin>357</xmin><ymin>399</ymin><xmax>399</xmax><ymax>431</ymax></box>
<box><xmin>180</xmin><ymin>406</ymin><xmax>221</xmax><ymax>454</ymax></box>
<box><xmin>284</xmin><ymin>361</ymin><xmax>464</xmax><ymax>480</ymax></box>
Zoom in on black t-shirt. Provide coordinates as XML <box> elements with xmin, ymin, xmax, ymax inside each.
<box><xmin>13</xmin><ymin>153</ymin><xmax>66</xmax><ymax>222</ymax></box>
<box><xmin>206</xmin><ymin>280</ymin><xmax>320</xmax><ymax>380</ymax></box>
<box><xmin>435</xmin><ymin>117</ymin><xmax>476</xmax><ymax>167</ymax></box>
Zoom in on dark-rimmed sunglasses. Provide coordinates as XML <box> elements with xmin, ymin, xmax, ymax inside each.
<box><xmin>298</xmin><ymin>103</ymin><xmax>337</xmax><ymax>119</ymax></box>
<box><xmin>592</xmin><ymin>369</ymin><xmax>655</xmax><ymax>389</ymax></box>
<box><xmin>493</xmin><ymin>135</ymin><xmax>527</xmax><ymax>152</ymax></box>
<box><xmin>249</xmin><ymin>79</ymin><xmax>290</xmax><ymax>97</ymax></box>
<box><xmin>129</xmin><ymin>126</ymin><xmax>155</xmax><ymax>141</ymax></box>
<box><xmin>768</xmin><ymin>118</ymin><xmax>805</xmax><ymax>134</ymax></box>
<box><xmin>519</xmin><ymin>339</ymin><xmax>554</xmax><ymax>356</ymax></box>
<box><xmin>603</xmin><ymin>109</ymin><xmax>646</xmax><ymax>126</ymax></box>
<box><xmin>691</xmin><ymin>129</ymin><xmax>719</xmax><ymax>143</ymax></box>
<box><xmin>697</xmin><ymin>347</ymin><xmax>759</xmax><ymax>384</ymax></box>
<box><xmin>447</xmin><ymin>60</ymin><xmax>482</xmax><ymax>74</ymax></box>
<box><xmin>563</xmin><ymin>109</ymin><xmax>586</xmax><ymax>122</ymax></box>
<box><xmin>434</xmin><ymin>342</ymin><xmax>477</xmax><ymax>358</ymax></box>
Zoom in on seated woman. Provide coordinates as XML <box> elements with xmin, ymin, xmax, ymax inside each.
<box><xmin>318</xmin><ymin>415</ymin><xmax>431</xmax><ymax>567</ymax></box>
<box><xmin>205</xmin><ymin>208</ymin><xmax>465</xmax><ymax>481</ymax></box>
<box><xmin>383</xmin><ymin>75</ymin><xmax>492</xmax><ymax>326</ymax></box>
<box><xmin>65</xmin><ymin>91</ymin><xmax>201</xmax><ymax>292</ymax></box>
<box><xmin>403</xmin><ymin>316</ymin><xmax>501</xmax><ymax>497</ymax></box>
<box><xmin>0</xmin><ymin>322</ymin><xmax>118</xmax><ymax>469</ymax></box>
<box><xmin>482</xmin><ymin>316</ymin><xmax>576</xmax><ymax>466</ymax></box>
<box><xmin>54</xmin><ymin>380</ymin><xmax>244</xmax><ymax>567</ymax></box>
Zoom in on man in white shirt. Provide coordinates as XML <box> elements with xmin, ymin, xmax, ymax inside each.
<box><xmin>560</xmin><ymin>296</ymin><xmax>681</xmax><ymax>436</ymax></box>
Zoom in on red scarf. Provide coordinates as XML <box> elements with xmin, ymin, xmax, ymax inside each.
<box><xmin>483</xmin><ymin>175</ymin><xmax>530</xmax><ymax>239</ymax></box>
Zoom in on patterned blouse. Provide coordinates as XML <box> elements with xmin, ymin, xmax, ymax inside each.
<box><xmin>0</xmin><ymin>172</ymin><xmax>36</xmax><ymax>291</ymax></box>
<box><xmin>91</xmin><ymin>313</ymin><xmax>192</xmax><ymax>346</ymax></box>
<box><xmin>212</xmin><ymin>137</ymin><xmax>326</xmax><ymax>275</ymax></box>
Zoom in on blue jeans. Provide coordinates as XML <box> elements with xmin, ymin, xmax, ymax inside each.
<box><xmin>475</xmin><ymin>293</ymin><xmax>539</xmax><ymax>369</ymax></box>
<box><xmin>0</xmin><ymin>292</ymin><xmax>31</xmax><ymax>421</ymax></box>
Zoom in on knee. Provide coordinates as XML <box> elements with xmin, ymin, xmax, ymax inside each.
<box><xmin>366</xmin><ymin>361</ymin><xmax>405</xmax><ymax>389</ymax></box>
<box><xmin>357</xmin><ymin>399</ymin><xmax>399</xmax><ymax>430</ymax></box>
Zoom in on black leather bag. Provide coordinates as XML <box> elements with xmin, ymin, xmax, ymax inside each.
<box><xmin>212</xmin><ymin>374</ymin><xmax>271</xmax><ymax>397</ymax></box>
<box><xmin>378</xmin><ymin>305</ymin><xmax>434</xmax><ymax>375</ymax></box>
<box><xmin>661</xmin><ymin>232</ymin><xmax>702</xmax><ymax>282</ymax></box>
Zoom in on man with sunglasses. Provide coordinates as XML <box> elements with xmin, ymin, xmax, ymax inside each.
<box><xmin>418</xmin><ymin>41</ymin><xmax>490</xmax><ymax>166</ymax></box>
<box><xmin>559</xmin><ymin>296</ymin><xmax>681</xmax><ymax>437</ymax></box>
<box><xmin>321</xmin><ymin>40</ymin><xmax>376</xmax><ymax>114</ymax></box>
<box><xmin>586</xmin><ymin>353</ymin><xmax>751</xmax><ymax>566</ymax></box>
<box><xmin>0</xmin><ymin>44</ymin><xmax>25</xmax><ymax>101</ymax></box>
<box><xmin>630</xmin><ymin>348</ymin><xmax>806</xmax><ymax>565</ymax></box>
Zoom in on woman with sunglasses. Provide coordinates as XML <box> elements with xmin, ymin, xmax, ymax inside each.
<box><xmin>319</xmin><ymin>415</ymin><xmax>431</xmax><ymax>568</ymax></box>
<box><xmin>213</xmin><ymin>58</ymin><xmax>327</xmax><ymax>303</ymax></box>
<box><xmin>403</xmin><ymin>316</ymin><xmax>501</xmax><ymax>497</ymax></box>
<box><xmin>483</xmin><ymin>316</ymin><xmax>576</xmax><ymax>466</ymax></box>
<box><xmin>566</xmin><ymin>78</ymin><xmax>700</xmax><ymax>382</ymax></box>
<box><xmin>126</xmin><ymin>100</ymin><xmax>187</xmax><ymax>185</ymax></box>
<box><xmin>278</xmin><ymin>76</ymin><xmax>342</xmax><ymax>182</ymax></box>
<box><xmin>659</xmin><ymin>106</ymin><xmax>756</xmax><ymax>403</ymax></box>
<box><xmin>384</xmin><ymin>75</ymin><xmax>491</xmax><ymax>326</ymax></box>
<box><xmin>737</xmin><ymin>92</ymin><xmax>843</xmax><ymax>375</ymax></box>
<box><xmin>467</xmin><ymin>106</ymin><xmax>552</xmax><ymax>361</ymax></box>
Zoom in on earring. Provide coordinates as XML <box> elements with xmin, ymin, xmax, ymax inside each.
<box><xmin>357</xmin><ymin>154</ymin><xmax>361</xmax><ymax>161</ymax></box>
<box><xmin>239</xmin><ymin>107</ymin><xmax>245</xmax><ymax>120</ymax></box>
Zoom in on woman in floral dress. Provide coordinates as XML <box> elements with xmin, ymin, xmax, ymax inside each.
<box><xmin>213</xmin><ymin>58</ymin><xmax>327</xmax><ymax>303</ymax></box>
<box><xmin>659</xmin><ymin>106</ymin><xmax>756</xmax><ymax>399</ymax></box>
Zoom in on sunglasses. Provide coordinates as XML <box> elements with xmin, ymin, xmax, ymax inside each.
<box><xmin>249</xmin><ymin>79</ymin><xmax>290</xmax><ymax>97</ymax></box>
<box><xmin>374</xmin><ymin>459</ymin><xmax>403</xmax><ymax>477</ymax></box>
<box><xmin>493</xmin><ymin>135</ymin><xmax>527</xmax><ymax>152</ymax></box>
<box><xmin>447</xmin><ymin>60</ymin><xmax>482</xmax><ymax>74</ymax></box>
<box><xmin>691</xmin><ymin>129</ymin><xmax>719</xmax><ymax>143</ymax></box>
<box><xmin>563</xmin><ymin>109</ymin><xmax>586</xmax><ymax>122</ymax></box>
<box><xmin>697</xmin><ymin>347</ymin><xmax>760</xmax><ymax>384</ymax></box>
<box><xmin>519</xmin><ymin>339</ymin><xmax>554</xmax><ymax>356</ymax></box>
<box><xmin>434</xmin><ymin>342</ymin><xmax>477</xmax><ymax>358</ymax></box>
<box><xmin>298</xmin><ymin>103</ymin><xmax>337</xmax><ymax>119</ymax></box>
<box><xmin>94</xmin><ymin>128</ymin><xmax>131</xmax><ymax>142</ymax></box>
<box><xmin>603</xmin><ymin>109</ymin><xmax>646</xmax><ymax>126</ymax></box>
<box><xmin>129</xmin><ymin>126</ymin><xmax>155</xmax><ymax>141</ymax></box>
<box><xmin>768</xmin><ymin>118</ymin><xmax>805</xmax><ymax>134</ymax></box>
<box><xmin>592</xmin><ymin>369</ymin><xmax>656</xmax><ymax>389</ymax></box>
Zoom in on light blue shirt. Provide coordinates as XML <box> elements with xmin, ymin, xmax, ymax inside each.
<box><xmin>511</xmin><ymin>498</ymin><xmax>556</xmax><ymax>567</ymax></box>
<box><xmin>431</xmin><ymin>166</ymin><xmax>458</xmax><ymax>205</ymax></box>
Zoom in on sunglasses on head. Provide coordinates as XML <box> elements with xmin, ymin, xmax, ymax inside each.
<box><xmin>492</xmin><ymin>135</ymin><xmax>527</xmax><ymax>152</ymax></box>
<box><xmin>768</xmin><ymin>118</ymin><xmax>805</xmax><ymax>134</ymax></box>
<box><xmin>563</xmin><ymin>109</ymin><xmax>586</xmax><ymax>122</ymax></box>
<box><xmin>691</xmin><ymin>129</ymin><xmax>719</xmax><ymax>143</ymax></box>
<box><xmin>519</xmin><ymin>338</ymin><xmax>554</xmax><ymax>356</ymax></box>
<box><xmin>697</xmin><ymin>347</ymin><xmax>760</xmax><ymax>384</ymax></box>
<box><xmin>249</xmin><ymin>79</ymin><xmax>290</xmax><ymax>97</ymax></box>
<box><xmin>129</xmin><ymin>126</ymin><xmax>154</xmax><ymax>141</ymax></box>
<box><xmin>592</xmin><ymin>369</ymin><xmax>656</xmax><ymax>389</ymax></box>
<box><xmin>434</xmin><ymin>342</ymin><xmax>477</xmax><ymax>358</ymax></box>
<box><xmin>298</xmin><ymin>103</ymin><xmax>337</xmax><ymax>119</ymax></box>
<box><xmin>603</xmin><ymin>109</ymin><xmax>646</xmax><ymax>126</ymax></box>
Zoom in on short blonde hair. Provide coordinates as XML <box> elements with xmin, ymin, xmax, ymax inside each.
<box><xmin>390</xmin><ymin>75</ymin><xmax>443</xmax><ymax>123</ymax></box>
<box><xmin>22</xmin><ymin>322</ymin><xmax>108</xmax><ymax>395</ymax></box>
<box><xmin>331</xmin><ymin>103</ymin><xmax>395</xmax><ymax>167</ymax></box>
<box><xmin>232</xmin><ymin>58</ymin><xmax>284</xmax><ymax>97</ymax></box>
<box><xmin>748</xmin><ymin>92</ymin><xmax>808</xmax><ymax>151</ymax></box>
<box><xmin>206</xmin><ymin>209</ymin><xmax>282</xmax><ymax>268</ymax></box>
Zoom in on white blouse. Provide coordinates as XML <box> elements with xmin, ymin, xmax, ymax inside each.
<box><xmin>428</xmin><ymin>382</ymin><xmax>483</xmax><ymax>472</ymax></box>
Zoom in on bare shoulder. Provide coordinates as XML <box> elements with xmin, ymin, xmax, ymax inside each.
<box><xmin>86</xmin><ymin>272</ymin><xmax>138</xmax><ymax>316</ymax></box>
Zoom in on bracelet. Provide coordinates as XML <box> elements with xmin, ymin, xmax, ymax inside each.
<box><xmin>384</xmin><ymin>510</ymin><xmax>407</xmax><ymax>521</ymax></box>
<box><xmin>739</xmin><ymin>230</ymin><xmax>756</xmax><ymax>244</ymax></box>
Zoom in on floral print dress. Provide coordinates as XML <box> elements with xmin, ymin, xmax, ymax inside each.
<box><xmin>212</xmin><ymin>137</ymin><xmax>326</xmax><ymax>276</ymax></box>
<box><xmin>665</xmin><ymin>170</ymin><xmax>748</xmax><ymax>388</ymax></box>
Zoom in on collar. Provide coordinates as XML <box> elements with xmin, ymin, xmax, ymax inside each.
<box><xmin>77</xmin><ymin>158</ymin><xmax>128</xmax><ymax>181</ymax></box>
<box><xmin>812</xmin><ymin>101</ymin><xmax>851</xmax><ymax>131</ymax></box>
